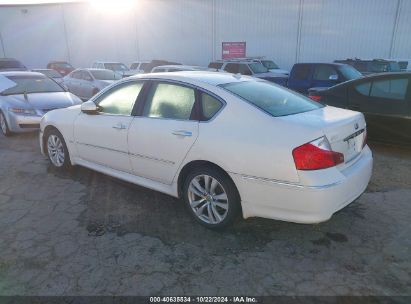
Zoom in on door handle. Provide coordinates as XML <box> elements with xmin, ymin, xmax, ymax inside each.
<box><xmin>172</xmin><ymin>130</ymin><xmax>192</xmax><ymax>137</ymax></box>
<box><xmin>112</xmin><ymin>123</ymin><xmax>127</xmax><ymax>130</ymax></box>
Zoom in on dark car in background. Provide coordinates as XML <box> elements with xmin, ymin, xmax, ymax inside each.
<box><xmin>308</xmin><ymin>72</ymin><xmax>411</xmax><ymax>145</ymax></box>
<box><xmin>287</xmin><ymin>63</ymin><xmax>362</xmax><ymax>94</ymax></box>
<box><xmin>0</xmin><ymin>58</ymin><xmax>27</xmax><ymax>71</ymax></box>
<box><xmin>47</xmin><ymin>61</ymin><xmax>75</xmax><ymax>76</ymax></box>
<box><xmin>335</xmin><ymin>59</ymin><xmax>401</xmax><ymax>75</ymax></box>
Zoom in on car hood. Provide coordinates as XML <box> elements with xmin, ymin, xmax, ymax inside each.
<box><xmin>2</xmin><ymin>92</ymin><xmax>82</xmax><ymax>110</ymax></box>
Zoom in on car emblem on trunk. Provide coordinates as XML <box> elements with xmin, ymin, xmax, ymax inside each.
<box><xmin>354</xmin><ymin>123</ymin><xmax>359</xmax><ymax>130</ymax></box>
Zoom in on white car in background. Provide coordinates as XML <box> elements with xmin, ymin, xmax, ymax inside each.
<box><xmin>64</xmin><ymin>68</ymin><xmax>121</xmax><ymax>100</ymax></box>
<box><xmin>130</xmin><ymin>61</ymin><xmax>150</xmax><ymax>74</ymax></box>
<box><xmin>92</xmin><ymin>61</ymin><xmax>135</xmax><ymax>78</ymax></box>
<box><xmin>39</xmin><ymin>71</ymin><xmax>372</xmax><ymax>229</ymax></box>
<box><xmin>151</xmin><ymin>65</ymin><xmax>214</xmax><ymax>73</ymax></box>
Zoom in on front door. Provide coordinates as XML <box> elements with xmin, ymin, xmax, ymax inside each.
<box><xmin>128</xmin><ymin>81</ymin><xmax>199</xmax><ymax>184</ymax></box>
<box><xmin>74</xmin><ymin>81</ymin><xmax>144</xmax><ymax>172</ymax></box>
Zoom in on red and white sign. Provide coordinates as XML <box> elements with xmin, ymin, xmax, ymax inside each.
<box><xmin>222</xmin><ymin>42</ymin><xmax>246</xmax><ymax>59</ymax></box>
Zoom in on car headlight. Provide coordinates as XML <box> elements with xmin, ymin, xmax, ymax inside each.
<box><xmin>8</xmin><ymin>108</ymin><xmax>37</xmax><ymax>115</ymax></box>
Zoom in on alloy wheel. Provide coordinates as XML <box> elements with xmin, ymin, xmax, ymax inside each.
<box><xmin>0</xmin><ymin>113</ymin><xmax>7</xmax><ymax>135</ymax></box>
<box><xmin>47</xmin><ymin>134</ymin><xmax>65</xmax><ymax>167</ymax></box>
<box><xmin>187</xmin><ymin>174</ymin><xmax>229</xmax><ymax>224</ymax></box>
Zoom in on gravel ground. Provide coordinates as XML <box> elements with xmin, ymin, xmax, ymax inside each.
<box><xmin>0</xmin><ymin>132</ymin><xmax>410</xmax><ymax>296</ymax></box>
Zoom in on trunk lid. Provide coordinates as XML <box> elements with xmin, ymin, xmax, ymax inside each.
<box><xmin>282</xmin><ymin>106</ymin><xmax>367</xmax><ymax>168</ymax></box>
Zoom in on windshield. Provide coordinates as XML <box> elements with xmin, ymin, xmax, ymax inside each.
<box><xmin>90</xmin><ymin>70</ymin><xmax>122</xmax><ymax>80</ymax></box>
<box><xmin>34</xmin><ymin>70</ymin><xmax>62</xmax><ymax>78</ymax></box>
<box><xmin>105</xmin><ymin>63</ymin><xmax>129</xmax><ymax>72</ymax></box>
<box><xmin>261</xmin><ymin>60</ymin><xmax>279</xmax><ymax>69</ymax></box>
<box><xmin>0</xmin><ymin>60</ymin><xmax>25</xmax><ymax>69</ymax></box>
<box><xmin>248</xmin><ymin>63</ymin><xmax>269</xmax><ymax>73</ymax></box>
<box><xmin>221</xmin><ymin>81</ymin><xmax>323</xmax><ymax>117</ymax></box>
<box><xmin>1</xmin><ymin>75</ymin><xmax>64</xmax><ymax>95</ymax></box>
<box><xmin>338</xmin><ymin>65</ymin><xmax>363</xmax><ymax>80</ymax></box>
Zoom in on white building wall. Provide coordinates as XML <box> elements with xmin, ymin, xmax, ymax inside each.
<box><xmin>0</xmin><ymin>0</ymin><xmax>410</xmax><ymax>70</ymax></box>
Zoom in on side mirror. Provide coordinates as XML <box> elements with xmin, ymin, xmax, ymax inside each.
<box><xmin>329</xmin><ymin>74</ymin><xmax>339</xmax><ymax>81</ymax></box>
<box><xmin>81</xmin><ymin>100</ymin><xmax>98</xmax><ymax>114</ymax></box>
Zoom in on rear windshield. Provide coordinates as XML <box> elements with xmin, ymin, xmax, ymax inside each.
<box><xmin>0</xmin><ymin>60</ymin><xmax>25</xmax><ymax>69</ymax></box>
<box><xmin>34</xmin><ymin>70</ymin><xmax>62</xmax><ymax>78</ymax></box>
<box><xmin>90</xmin><ymin>70</ymin><xmax>121</xmax><ymax>80</ymax></box>
<box><xmin>1</xmin><ymin>75</ymin><xmax>64</xmax><ymax>95</ymax></box>
<box><xmin>220</xmin><ymin>81</ymin><xmax>323</xmax><ymax>117</ymax></box>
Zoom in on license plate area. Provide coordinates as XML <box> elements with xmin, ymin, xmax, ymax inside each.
<box><xmin>343</xmin><ymin>129</ymin><xmax>365</xmax><ymax>162</ymax></box>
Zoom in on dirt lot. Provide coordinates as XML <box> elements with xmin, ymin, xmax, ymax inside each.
<box><xmin>0</xmin><ymin>133</ymin><xmax>410</xmax><ymax>296</ymax></box>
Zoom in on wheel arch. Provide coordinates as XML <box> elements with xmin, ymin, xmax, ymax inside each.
<box><xmin>42</xmin><ymin>125</ymin><xmax>65</xmax><ymax>156</ymax></box>
<box><xmin>176</xmin><ymin>160</ymin><xmax>241</xmax><ymax>201</ymax></box>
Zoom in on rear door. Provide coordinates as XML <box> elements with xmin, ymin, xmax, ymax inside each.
<box><xmin>288</xmin><ymin>64</ymin><xmax>313</xmax><ymax>94</ymax></box>
<box><xmin>355</xmin><ymin>75</ymin><xmax>411</xmax><ymax>144</ymax></box>
<box><xmin>128</xmin><ymin>81</ymin><xmax>199</xmax><ymax>184</ymax></box>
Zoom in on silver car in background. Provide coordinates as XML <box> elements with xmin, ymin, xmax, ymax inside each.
<box><xmin>63</xmin><ymin>68</ymin><xmax>121</xmax><ymax>101</ymax></box>
<box><xmin>0</xmin><ymin>71</ymin><xmax>82</xmax><ymax>136</ymax></box>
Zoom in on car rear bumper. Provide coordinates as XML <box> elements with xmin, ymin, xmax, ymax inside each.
<box><xmin>231</xmin><ymin>146</ymin><xmax>373</xmax><ymax>224</ymax></box>
<box><xmin>7</xmin><ymin>112</ymin><xmax>41</xmax><ymax>132</ymax></box>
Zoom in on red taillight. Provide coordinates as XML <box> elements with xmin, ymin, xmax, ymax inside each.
<box><xmin>362</xmin><ymin>129</ymin><xmax>367</xmax><ymax>148</ymax></box>
<box><xmin>292</xmin><ymin>137</ymin><xmax>344</xmax><ymax>170</ymax></box>
<box><xmin>309</xmin><ymin>95</ymin><xmax>322</xmax><ymax>102</ymax></box>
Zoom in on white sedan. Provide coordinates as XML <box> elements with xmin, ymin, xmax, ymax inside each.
<box><xmin>39</xmin><ymin>71</ymin><xmax>373</xmax><ymax>229</ymax></box>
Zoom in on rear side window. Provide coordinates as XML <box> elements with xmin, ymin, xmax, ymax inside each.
<box><xmin>143</xmin><ymin>83</ymin><xmax>196</xmax><ymax>120</ymax></box>
<box><xmin>208</xmin><ymin>62</ymin><xmax>223</xmax><ymax>69</ymax></box>
<box><xmin>370</xmin><ymin>78</ymin><xmax>409</xmax><ymax>100</ymax></box>
<box><xmin>292</xmin><ymin>65</ymin><xmax>311</xmax><ymax>80</ymax></box>
<box><xmin>313</xmin><ymin>65</ymin><xmax>338</xmax><ymax>81</ymax></box>
<box><xmin>221</xmin><ymin>81</ymin><xmax>323</xmax><ymax>117</ymax></box>
<box><xmin>201</xmin><ymin>93</ymin><xmax>223</xmax><ymax>120</ymax></box>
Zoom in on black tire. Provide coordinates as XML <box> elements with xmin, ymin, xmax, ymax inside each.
<box><xmin>182</xmin><ymin>166</ymin><xmax>241</xmax><ymax>229</ymax></box>
<box><xmin>0</xmin><ymin>111</ymin><xmax>11</xmax><ymax>137</ymax></box>
<box><xmin>44</xmin><ymin>128</ymin><xmax>71</xmax><ymax>170</ymax></box>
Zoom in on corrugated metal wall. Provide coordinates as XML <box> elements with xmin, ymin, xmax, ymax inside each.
<box><xmin>0</xmin><ymin>0</ymin><xmax>409</xmax><ymax>70</ymax></box>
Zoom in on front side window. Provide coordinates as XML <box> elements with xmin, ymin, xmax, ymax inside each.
<box><xmin>220</xmin><ymin>80</ymin><xmax>323</xmax><ymax>117</ymax></box>
<box><xmin>201</xmin><ymin>93</ymin><xmax>223</xmax><ymax>120</ymax></box>
<box><xmin>81</xmin><ymin>71</ymin><xmax>93</xmax><ymax>81</ymax></box>
<box><xmin>248</xmin><ymin>63</ymin><xmax>268</xmax><ymax>73</ymax></box>
<box><xmin>239</xmin><ymin>64</ymin><xmax>252</xmax><ymax>75</ymax></box>
<box><xmin>261</xmin><ymin>60</ymin><xmax>279</xmax><ymax>69</ymax></box>
<box><xmin>130</xmin><ymin>63</ymin><xmax>139</xmax><ymax>70</ymax></box>
<box><xmin>90</xmin><ymin>69</ymin><xmax>121</xmax><ymax>80</ymax></box>
<box><xmin>104</xmin><ymin>63</ymin><xmax>129</xmax><ymax>72</ymax></box>
<box><xmin>96</xmin><ymin>82</ymin><xmax>143</xmax><ymax>115</ymax></box>
<box><xmin>370</xmin><ymin>78</ymin><xmax>409</xmax><ymax>100</ymax></box>
<box><xmin>1</xmin><ymin>75</ymin><xmax>64</xmax><ymax>95</ymax></box>
<box><xmin>224</xmin><ymin>63</ymin><xmax>240</xmax><ymax>74</ymax></box>
<box><xmin>143</xmin><ymin>83</ymin><xmax>195</xmax><ymax>120</ymax></box>
<box><xmin>208</xmin><ymin>62</ymin><xmax>223</xmax><ymax>69</ymax></box>
<box><xmin>313</xmin><ymin>65</ymin><xmax>338</xmax><ymax>81</ymax></box>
